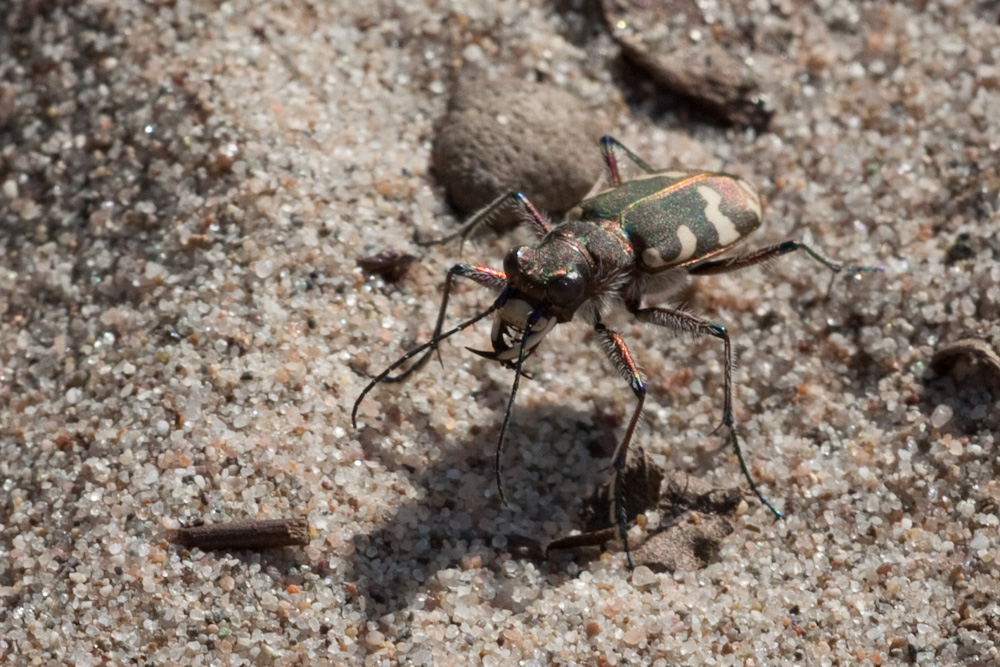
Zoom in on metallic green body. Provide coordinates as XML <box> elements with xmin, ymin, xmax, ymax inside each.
<box><xmin>574</xmin><ymin>171</ymin><xmax>763</xmax><ymax>271</ymax></box>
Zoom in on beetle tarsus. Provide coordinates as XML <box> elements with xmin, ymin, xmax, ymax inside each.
<box><xmin>613</xmin><ymin>461</ymin><xmax>635</xmax><ymax>571</ymax></box>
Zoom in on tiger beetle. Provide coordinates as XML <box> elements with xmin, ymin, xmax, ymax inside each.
<box><xmin>352</xmin><ymin>135</ymin><xmax>881</xmax><ymax>569</ymax></box>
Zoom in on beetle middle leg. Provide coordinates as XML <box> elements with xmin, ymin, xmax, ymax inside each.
<box><xmin>629</xmin><ymin>303</ymin><xmax>784</xmax><ymax>520</ymax></box>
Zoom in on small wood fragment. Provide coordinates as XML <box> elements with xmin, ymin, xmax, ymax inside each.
<box><xmin>356</xmin><ymin>249</ymin><xmax>417</xmax><ymax>283</ymax></box>
<box><xmin>547</xmin><ymin>526</ymin><xmax>619</xmax><ymax>554</ymax></box>
<box><xmin>172</xmin><ymin>518</ymin><xmax>310</xmax><ymax>550</ymax></box>
<box><xmin>502</xmin><ymin>534</ymin><xmax>546</xmax><ymax>561</ymax></box>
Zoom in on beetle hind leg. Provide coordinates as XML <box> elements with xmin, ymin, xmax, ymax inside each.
<box><xmin>688</xmin><ymin>240</ymin><xmax>884</xmax><ymax>290</ymax></box>
<box><xmin>600</xmin><ymin>135</ymin><xmax>658</xmax><ymax>186</ymax></box>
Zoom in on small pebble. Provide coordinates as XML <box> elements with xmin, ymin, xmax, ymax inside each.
<box><xmin>930</xmin><ymin>404</ymin><xmax>953</xmax><ymax>429</ymax></box>
<box><xmin>630</xmin><ymin>565</ymin><xmax>658</xmax><ymax>587</ymax></box>
<box><xmin>254</xmin><ymin>259</ymin><xmax>274</xmax><ymax>279</ymax></box>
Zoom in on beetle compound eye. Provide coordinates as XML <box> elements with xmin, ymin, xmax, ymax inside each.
<box><xmin>504</xmin><ymin>246</ymin><xmax>533</xmax><ymax>279</ymax></box>
<box><xmin>546</xmin><ymin>272</ymin><xmax>584</xmax><ymax>307</ymax></box>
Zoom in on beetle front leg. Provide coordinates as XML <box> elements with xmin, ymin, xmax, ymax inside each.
<box><xmin>631</xmin><ymin>304</ymin><xmax>783</xmax><ymax>520</ymax></box>
<box><xmin>416</xmin><ymin>192</ymin><xmax>552</xmax><ymax>246</ymax></box>
<box><xmin>351</xmin><ymin>263</ymin><xmax>506</xmax><ymax>428</ymax></box>
<box><xmin>594</xmin><ymin>317</ymin><xmax>645</xmax><ymax>570</ymax></box>
<box><xmin>389</xmin><ymin>263</ymin><xmax>507</xmax><ymax>380</ymax></box>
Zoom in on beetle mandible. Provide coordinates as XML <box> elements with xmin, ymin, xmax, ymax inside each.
<box><xmin>352</xmin><ymin>135</ymin><xmax>881</xmax><ymax>568</ymax></box>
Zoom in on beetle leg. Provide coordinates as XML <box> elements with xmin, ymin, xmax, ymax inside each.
<box><xmin>631</xmin><ymin>304</ymin><xmax>784</xmax><ymax>520</ymax></box>
<box><xmin>600</xmin><ymin>135</ymin><xmax>657</xmax><ymax>186</ymax></box>
<box><xmin>385</xmin><ymin>263</ymin><xmax>506</xmax><ymax>381</ymax></box>
<box><xmin>688</xmin><ymin>240</ymin><xmax>883</xmax><ymax>281</ymax></box>
<box><xmin>593</xmin><ymin>316</ymin><xmax>645</xmax><ymax>570</ymax></box>
<box><xmin>416</xmin><ymin>192</ymin><xmax>551</xmax><ymax>247</ymax></box>
<box><xmin>351</xmin><ymin>263</ymin><xmax>506</xmax><ymax>428</ymax></box>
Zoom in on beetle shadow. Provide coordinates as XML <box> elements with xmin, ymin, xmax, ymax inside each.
<box><xmin>341</xmin><ymin>324</ymin><xmax>860</xmax><ymax>623</ymax></box>
<box><xmin>341</xmin><ymin>388</ymin><xmax>625</xmax><ymax>621</ymax></box>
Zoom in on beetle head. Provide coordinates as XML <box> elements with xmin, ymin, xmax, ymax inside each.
<box><xmin>469</xmin><ymin>243</ymin><xmax>590</xmax><ymax>365</ymax></box>
<box><xmin>503</xmin><ymin>244</ymin><xmax>590</xmax><ymax>320</ymax></box>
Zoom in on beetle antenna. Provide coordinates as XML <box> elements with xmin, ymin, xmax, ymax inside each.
<box><xmin>494</xmin><ymin>307</ymin><xmax>544</xmax><ymax>507</ymax></box>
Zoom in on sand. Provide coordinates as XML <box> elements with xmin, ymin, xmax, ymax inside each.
<box><xmin>2</xmin><ymin>1</ymin><xmax>999</xmax><ymax>665</ymax></box>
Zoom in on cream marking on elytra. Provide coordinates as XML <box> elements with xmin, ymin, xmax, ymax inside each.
<box><xmin>642</xmin><ymin>246</ymin><xmax>669</xmax><ymax>268</ymax></box>
<box><xmin>697</xmin><ymin>185</ymin><xmax>741</xmax><ymax>246</ymax></box>
<box><xmin>676</xmin><ymin>224</ymin><xmax>698</xmax><ymax>262</ymax></box>
<box><xmin>735</xmin><ymin>178</ymin><xmax>763</xmax><ymax>220</ymax></box>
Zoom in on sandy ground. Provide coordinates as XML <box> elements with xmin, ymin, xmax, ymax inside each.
<box><xmin>2</xmin><ymin>1</ymin><xmax>1000</xmax><ymax>665</ymax></box>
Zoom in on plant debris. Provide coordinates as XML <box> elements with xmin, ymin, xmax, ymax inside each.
<box><xmin>600</xmin><ymin>0</ymin><xmax>772</xmax><ymax>129</ymax></box>
<box><xmin>172</xmin><ymin>518</ymin><xmax>311</xmax><ymax>550</ymax></box>
<box><xmin>356</xmin><ymin>249</ymin><xmax>418</xmax><ymax>283</ymax></box>
<box><xmin>930</xmin><ymin>336</ymin><xmax>1000</xmax><ymax>390</ymax></box>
